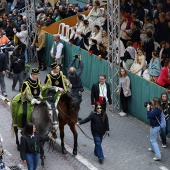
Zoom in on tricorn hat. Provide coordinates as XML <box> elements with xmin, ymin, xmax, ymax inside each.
<box><xmin>51</xmin><ymin>62</ymin><xmax>58</xmax><ymax>69</ymax></box>
<box><xmin>31</xmin><ymin>68</ymin><xmax>40</xmax><ymax>74</ymax></box>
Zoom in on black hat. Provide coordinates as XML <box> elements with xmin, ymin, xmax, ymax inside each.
<box><xmin>51</xmin><ymin>62</ymin><xmax>58</xmax><ymax>69</ymax></box>
<box><xmin>31</xmin><ymin>68</ymin><xmax>40</xmax><ymax>74</ymax></box>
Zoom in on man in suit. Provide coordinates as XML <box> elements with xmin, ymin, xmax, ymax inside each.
<box><xmin>91</xmin><ymin>74</ymin><xmax>112</xmax><ymax>112</ymax></box>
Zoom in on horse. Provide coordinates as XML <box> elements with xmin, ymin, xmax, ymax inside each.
<box><xmin>57</xmin><ymin>92</ymin><xmax>81</xmax><ymax>156</ymax></box>
<box><xmin>11</xmin><ymin>94</ymin><xmax>58</xmax><ymax>166</ymax></box>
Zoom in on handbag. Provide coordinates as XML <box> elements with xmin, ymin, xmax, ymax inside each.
<box><xmin>155</xmin><ymin>112</ymin><xmax>166</xmax><ymax>129</ymax></box>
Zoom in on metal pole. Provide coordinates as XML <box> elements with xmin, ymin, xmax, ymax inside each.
<box><xmin>25</xmin><ymin>0</ymin><xmax>37</xmax><ymax>62</ymax></box>
<box><xmin>107</xmin><ymin>0</ymin><xmax>120</xmax><ymax>112</ymax></box>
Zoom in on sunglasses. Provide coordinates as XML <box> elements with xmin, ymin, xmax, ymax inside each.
<box><xmin>96</xmin><ymin>107</ymin><xmax>102</xmax><ymax>110</ymax></box>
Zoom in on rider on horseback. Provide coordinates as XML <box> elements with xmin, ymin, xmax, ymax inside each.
<box><xmin>43</xmin><ymin>62</ymin><xmax>71</xmax><ymax>127</ymax></box>
<box><xmin>21</xmin><ymin>68</ymin><xmax>42</xmax><ymax>128</ymax></box>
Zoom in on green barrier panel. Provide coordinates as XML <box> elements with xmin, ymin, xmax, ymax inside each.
<box><xmin>45</xmin><ymin>33</ymin><xmax>168</xmax><ymax>125</ymax></box>
<box><xmin>128</xmin><ymin>73</ymin><xmax>167</xmax><ymax>124</ymax></box>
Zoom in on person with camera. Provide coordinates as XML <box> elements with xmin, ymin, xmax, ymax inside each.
<box><xmin>68</xmin><ymin>54</ymin><xmax>84</xmax><ymax>120</ymax></box>
<box><xmin>91</xmin><ymin>74</ymin><xmax>112</xmax><ymax>112</ymax></box>
<box><xmin>159</xmin><ymin>92</ymin><xmax>170</xmax><ymax>148</ymax></box>
<box><xmin>147</xmin><ymin>97</ymin><xmax>162</xmax><ymax>161</ymax></box>
<box><xmin>68</xmin><ymin>54</ymin><xmax>84</xmax><ymax>102</ymax></box>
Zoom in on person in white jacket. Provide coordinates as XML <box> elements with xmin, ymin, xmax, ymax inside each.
<box><xmin>14</xmin><ymin>24</ymin><xmax>28</xmax><ymax>63</ymax></box>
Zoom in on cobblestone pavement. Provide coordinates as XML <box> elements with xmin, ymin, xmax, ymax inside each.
<box><xmin>0</xmin><ymin>62</ymin><xmax>170</xmax><ymax>170</ymax></box>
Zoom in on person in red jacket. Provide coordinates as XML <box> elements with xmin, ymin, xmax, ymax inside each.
<box><xmin>157</xmin><ymin>58</ymin><xmax>170</xmax><ymax>88</ymax></box>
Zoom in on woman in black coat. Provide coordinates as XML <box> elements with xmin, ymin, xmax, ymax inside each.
<box><xmin>20</xmin><ymin>123</ymin><xmax>51</xmax><ymax>170</ymax></box>
<box><xmin>77</xmin><ymin>103</ymin><xmax>109</xmax><ymax>164</ymax></box>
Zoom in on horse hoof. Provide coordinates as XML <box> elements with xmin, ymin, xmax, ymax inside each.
<box><xmin>62</xmin><ymin>149</ymin><xmax>67</xmax><ymax>154</ymax></box>
<box><xmin>73</xmin><ymin>149</ymin><xmax>77</xmax><ymax>156</ymax></box>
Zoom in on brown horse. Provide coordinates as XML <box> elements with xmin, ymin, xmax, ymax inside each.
<box><xmin>57</xmin><ymin>92</ymin><xmax>81</xmax><ymax>155</ymax></box>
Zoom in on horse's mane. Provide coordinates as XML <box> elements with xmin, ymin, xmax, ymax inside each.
<box><xmin>59</xmin><ymin>92</ymin><xmax>73</xmax><ymax>106</ymax></box>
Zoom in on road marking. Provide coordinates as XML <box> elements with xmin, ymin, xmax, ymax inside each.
<box><xmin>159</xmin><ymin>166</ymin><xmax>169</xmax><ymax>170</ymax></box>
<box><xmin>55</xmin><ymin>138</ymin><xmax>98</xmax><ymax>170</ymax></box>
<box><xmin>0</xmin><ymin>95</ymin><xmax>98</xmax><ymax>170</ymax></box>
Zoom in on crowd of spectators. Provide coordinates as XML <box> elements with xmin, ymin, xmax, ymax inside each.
<box><xmin>0</xmin><ymin>0</ymin><xmax>170</xmax><ymax>90</ymax></box>
<box><xmin>67</xmin><ymin>0</ymin><xmax>170</xmax><ymax>90</ymax></box>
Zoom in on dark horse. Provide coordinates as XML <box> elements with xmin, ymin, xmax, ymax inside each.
<box><xmin>57</xmin><ymin>92</ymin><xmax>81</xmax><ymax>156</ymax></box>
<box><xmin>11</xmin><ymin>99</ymin><xmax>58</xmax><ymax>166</ymax></box>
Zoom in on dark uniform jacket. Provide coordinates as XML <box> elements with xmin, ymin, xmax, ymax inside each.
<box><xmin>91</xmin><ymin>82</ymin><xmax>112</xmax><ymax>105</ymax></box>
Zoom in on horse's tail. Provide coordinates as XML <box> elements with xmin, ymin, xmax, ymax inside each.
<box><xmin>11</xmin><ymin>122</ymin><xmax>15</xmax><ymax>137</ymax></box>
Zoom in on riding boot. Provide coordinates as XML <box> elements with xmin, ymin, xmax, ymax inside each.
<box><xmin>22</xmin><ymin>101</ymin><xmax>27</xmax><ymax>128</ymax></box>
<box><xmin>22</xmin><ymin>114</ymin><xmax>27</xmax><ymax>128</ymax></box>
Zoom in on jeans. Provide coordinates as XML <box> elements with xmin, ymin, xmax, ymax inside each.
<box><xmin>26</xmin><ymin>153</ymin><xmax>40</xmax><ymax>170</ymax></box>
<box><xmin>71</xmin><ymin>88</ymin><xmax>82</xmax><ymax>102</ymax></box>
<box><xmin>150</xmin><ymin>126</ymin><xmax>161</xmax><ymax>158</ymax></box>
<box><xmin>24</xmin><ymin>49</ymin><xmax>28</xmax><ymax>63</ymax></box>
<box><xmin>93</xmin><ymin>136</ymin><xmax>104</xmax><ymax>160</ymax></box>
<box><xmin>160</xmin><ymin>118</ymin><xmax>170</xmax><ymax>145</ymax></box>
<box><xmin>12</xmin><ymin>72</ymin><xmax>24</xmax><ymax>90</ymax></box>
<box><xmin>0</xmin><ymin>72</ymin><xmax>6</xmax><ymax>93</ymax></box>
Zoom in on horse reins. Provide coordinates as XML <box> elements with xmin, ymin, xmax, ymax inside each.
<box><xmin>58</xmin><ymin>105</ymin><xmax>108</xmax><ymax>141</ymax></box>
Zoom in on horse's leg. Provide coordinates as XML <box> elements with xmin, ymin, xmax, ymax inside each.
<box><xmin>69</xmin><ymin>124</ymin><xmax>78</xmax><ymax>156</ymax></box>
<box><xmin>14</xmin><ymin>126</ymin><xmax>20</xmax><ymax>151</ymax></box>
<box><xmin>39</xmin><ymin>141</ymin><xmax>45</xmax><ymax>166</ymax></box>
<box><xmin>59</xmin><ymin>123</ymin><xmax>67</xmax><ymax>154</ymax></box>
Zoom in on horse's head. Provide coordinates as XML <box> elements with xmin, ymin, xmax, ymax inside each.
<box><xmin>58</xmin><ymin>92</ymin><xmax>81</xmax><ymax>122</ymax></box>
<box><xmin>45</xmin><ymin>100</ymin><xmax>58</xmax><ymax>139</ymax></box>
<box><xmin>69</xmin><ymin>97</ymin><xmax>81</xmax><ymax>120</ymax></box>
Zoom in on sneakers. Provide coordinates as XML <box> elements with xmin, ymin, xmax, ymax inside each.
<box><xmin>153</xmin><ymin>157</ymin><xmax>161</xmax><ymax>161</ymax></box>
<box><xmin>148</xmin><ymin>148</ymin><xmax>153</xmax><ymax>152</ymax></box>
<box><xmin>118</xmin><ymin>111</ymin><xmax>124</xmax><ymax>115</ymax></box>
<box><xmin>2</xmin><ymin>92</ymin><xmax>7</xmax><ymax>97</ymax></box>
<box><xmin>120</xmin><ymin>112</ymin><xmax>127</xmax><ymax>117</ymax></box>
<box><xmin>162</xmin><ymin>144</ymin><xmax>166</xmax><ymax>148</ymax></box>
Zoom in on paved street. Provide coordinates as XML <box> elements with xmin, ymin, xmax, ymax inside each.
<box><xmin>0</xmin><ymin>62</ymin><xmax>170</xmax><ymax>170</ymax></box>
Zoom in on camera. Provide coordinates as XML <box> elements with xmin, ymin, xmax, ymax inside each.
<box><xmin>74</xmin><ymin>54</ymin><xmax>79</xmax><ymax>59</ymax></box>
<box><xmin>144</xmin><ymin>100</ymin><xmax>152</xmax><ymax>107</ymax></box>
